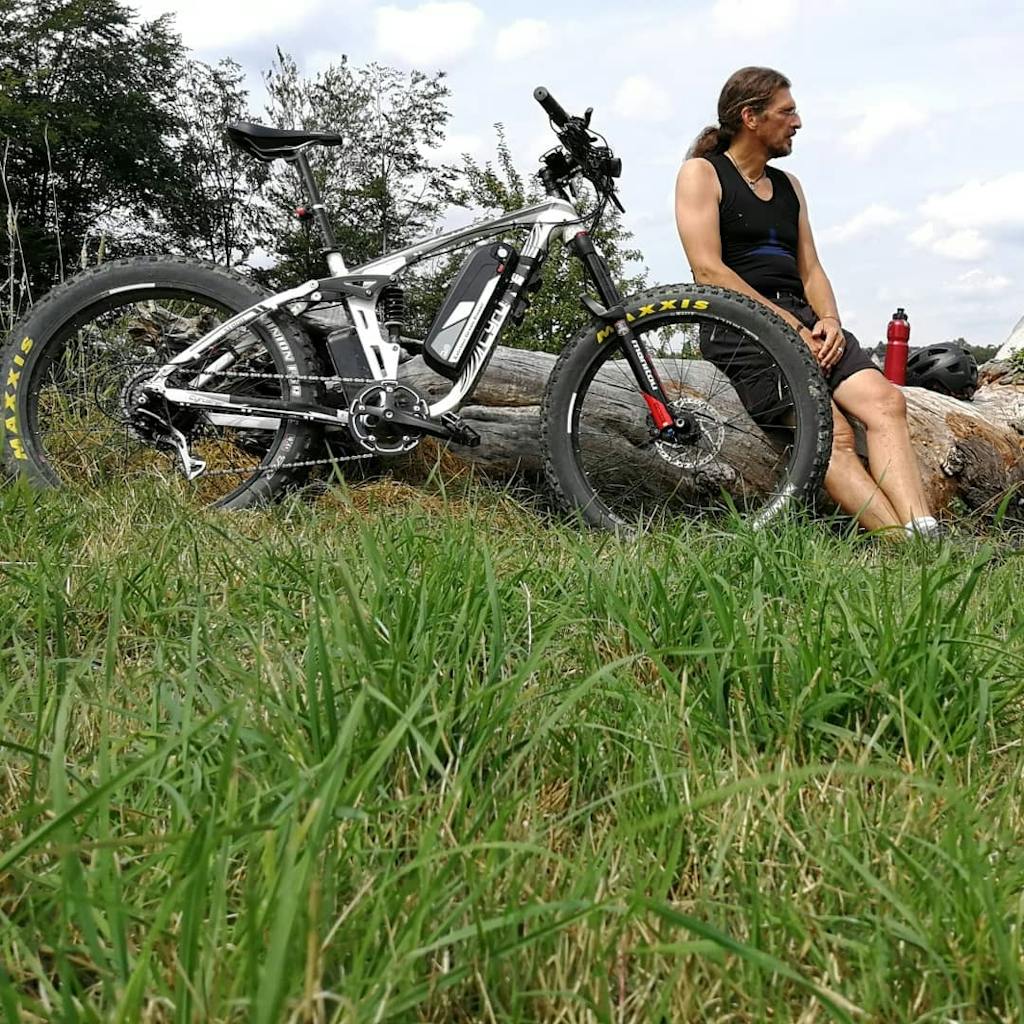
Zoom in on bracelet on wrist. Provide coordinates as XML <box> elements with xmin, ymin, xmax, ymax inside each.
<box><xmin>821</xmin><ymin>315</ymin><xmax>841</xmax><ymax>324</ymax></box>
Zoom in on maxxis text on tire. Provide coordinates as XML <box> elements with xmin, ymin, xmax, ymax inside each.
<box><xmin>1</xmin><ymin>256</ymin><xmax>321</xmax><ymax>509</ymax></box>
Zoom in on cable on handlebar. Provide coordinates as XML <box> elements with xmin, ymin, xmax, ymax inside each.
<box><xmin>533</xmin><ymin>86</ymin><xmax>625</xmax><ymax>212</ymax></box>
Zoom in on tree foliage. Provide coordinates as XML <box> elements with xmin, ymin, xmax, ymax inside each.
<box><xmin>156</xmin><ymin>58</ymin><xmax>269</xmax><ymax>269</ymax></box>
<box><xmin>257</xmin><ymin>51</ymin><xmax>463</xmax><ymax>288</ymax></box>
<box><xmin>0</xmin><ymin>0</ymin><xmax>183</xmax><ymax>305</ymax></box>
<box><xmin>460</xmin><ymin>127</ymin><xmax>646</xmax><ymax>354</ymax></box>
<box><xmin>0</xmin><ymin>0</ymin><xmax>647</xmax><ymax>363</ymax></box>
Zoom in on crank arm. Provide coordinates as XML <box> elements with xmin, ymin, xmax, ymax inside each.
<box><xmin>353</xmin><ymin>404</ymin><xmax>480</xmax><ymax>446</ymax></box>
<box><xmin>368</xmin><ymin>406</ymin><xmax>476</xmax><ymax>443</ymax></box>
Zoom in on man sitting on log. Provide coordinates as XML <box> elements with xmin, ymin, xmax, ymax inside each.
<box><xmin>675</xmin><ymin>66</ymin><xmax>940</xmax><ymax>539</ymax></box>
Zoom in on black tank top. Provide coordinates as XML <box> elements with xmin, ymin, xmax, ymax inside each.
<box><xmin>704</xmin><ymin>152</ymin><xmax>804</xmax><ymax>299</ymax></box>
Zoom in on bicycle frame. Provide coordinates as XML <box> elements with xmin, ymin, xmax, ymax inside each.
<box><xmin>145</xmin><ymin>140</ymin><xmax>677</xmax><ymax>441</ymax></box>
<box><xmin>144</xmin><ymin>182</ymin><xmax>586</xmax><ymax>426</ymax></box>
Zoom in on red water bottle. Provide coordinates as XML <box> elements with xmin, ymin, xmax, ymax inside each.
<box><xmin>884</xmin><ymin>307</ymin><xmax>910</xmax><ymax>385</ymax></box>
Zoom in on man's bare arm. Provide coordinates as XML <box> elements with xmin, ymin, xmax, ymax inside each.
<box><xmin>674</xmin><ymin>158</ymin><xmax>811</xmax><ymax>337</ymax></box>
<box><xmin>788</xmin><ymin>173</ymin><xmax>841</xmax><ymax>320</ymax></box>
<box><xmin>787</xmin><ymin>172</ymin><xmax>844</xmax><ymax>370</ymax></box>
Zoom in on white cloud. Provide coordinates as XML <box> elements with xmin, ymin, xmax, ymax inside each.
<box><xmin>920</xmin><ymin>173</ymin><xmax>1024</xmax><ymax>232</ymax></box>
<box><xmin>841</xmin><ymin>99</ymin><xmax>928</xmax><ymax>156</ymax></box>
<box><xmin>612</xmin><ymin>75</ymin><xmax>672</xmax><ymax>122</ymax></box>
<box><xmin>375</xmin><ymin>2</ymin><xmax>484</xmax><ymax>65</ymax></box>
<box><xmin>823</xmin><ymin>203</ymin><xmax>905</xmax><ymax>244</ymax></box>
<box><xmin>494</xmin><ymin>19</ymin><xmax>551</xmax><ymax>61</ymax></box>
<box><xmin>711</xmin><ymin>0</ymin><xmax>798</xmax><ymax>37</ymax></box>
<box><xmin>910</xmin><ymin>222</ymin><xmax>989</xmax><ymax>261</ymax></box>
<box><xmin>132</xmin><ymin>0</ymin><xmax>328</xmax><ymax>46</ymax></box>
<box><xmin>908</xmin><ymin>172</ymin><xmax>1024</xmax><ymax>262</ymax></box>
<box><xmin>908</xmin><ymin>222</ymin><xmax>937</xmax><ymax>247</ymax></box>
<box><xmin>950</xmin><ymin>269</ymin><xmax>1011</xmax><ymax>295</ymax></box>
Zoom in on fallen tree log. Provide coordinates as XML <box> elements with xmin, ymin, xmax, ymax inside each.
<box><xmin>401</xmin><ymin>347</ymin><xmax>1024</xmax><ymax>518</ymax></box>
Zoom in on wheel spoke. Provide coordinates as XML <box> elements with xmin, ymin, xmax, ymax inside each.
<box><xmin>14</xmin><ymin>276</ymin><xmax>318</xmax><ymax>507</ymax></box>
<box><xmin>557</xmin><ymin>303</ymin><xmax>828</xmax><ymax>528</ymax></box>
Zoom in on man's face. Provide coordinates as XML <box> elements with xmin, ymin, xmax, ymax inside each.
<box><xmin>749</xmin><ymin>88</ymin><xmax>801</xmax><ymax>158</ymax></box>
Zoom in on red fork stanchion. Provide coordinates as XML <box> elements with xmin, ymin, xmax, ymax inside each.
<box><xmin>884</xmin><ymin>307</ymin><xmax>910</xmax><ymax>385</ymax></box>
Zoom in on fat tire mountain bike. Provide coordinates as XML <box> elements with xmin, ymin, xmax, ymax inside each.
<box><xmin>1</xmin><ymin>88</ymin><xmax>831</xmax><ymax>528</ymax></box>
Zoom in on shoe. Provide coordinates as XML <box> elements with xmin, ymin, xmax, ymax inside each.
<box><xmin>905</xmin><ymin>515</ymin><xmax>943</xmax><ymax>540</ymax></box>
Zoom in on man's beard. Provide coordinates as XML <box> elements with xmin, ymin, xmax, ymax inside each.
<box><xmin>767</xmin><ymin>137</ymin><xmax>795</xmax><ymax>160</ymax></box>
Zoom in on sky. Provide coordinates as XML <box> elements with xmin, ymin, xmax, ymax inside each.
<box><xmin>130</xmin><ymin>0</ymin><xmax>1024</xmax><ymax>348</ymax></box>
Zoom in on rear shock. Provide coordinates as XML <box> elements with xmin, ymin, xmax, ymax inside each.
<box><xmin>380</xmin><ymin>284</ymin><xmax>405</xmax><ymax>341</ymax></box>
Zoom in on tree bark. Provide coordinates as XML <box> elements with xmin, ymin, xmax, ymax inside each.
<box><xmin>402</xmin><ymin>347</ymin><xmax>1024</xmax><ymax>517</ymax></box>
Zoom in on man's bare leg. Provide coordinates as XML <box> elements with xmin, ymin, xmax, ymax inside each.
<box><xmin>824</xmin><ymin>402</ymin><xmax>903</xmax><ymax>531</ymax></box>
<box><xmin>832</xmin><ymin>370</ymin><xmax>932</xmax><ymax>525</ymax></box>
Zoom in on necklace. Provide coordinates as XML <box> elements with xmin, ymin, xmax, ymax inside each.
<box><xmin>725</xmin><ymin>150</ymin><xmax>766</xmax><ymax>190</ymax></box>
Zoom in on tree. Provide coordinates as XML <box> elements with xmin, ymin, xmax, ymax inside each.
<box><xmin>946</xmin><ymin>337</ymin><xmax>1000</xmax><ymax>365</ymax></box>
<box><xmin>0</xmin><ymin>0</ymin><xmax>183</xmax><ymax>309</ymax></box>
<box><xmin>460</xmin><ymin>127</ymin><xmax>646</xmax><ymax>354</ymax></box>
<box><xmin>256</xmin><ymin>51</ymin><xmax>463</xmax><ymax>288</ymax></box>
<box><xmin>153</xmin><ymin>58</ymin><xmax>269</xmax><ymax>269</ymax></box>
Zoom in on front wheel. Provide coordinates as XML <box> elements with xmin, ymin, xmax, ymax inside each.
<box><xmin>542</xmin><ymin>284</ymin><xmax>832</xmax><ymax>531</ymax></box>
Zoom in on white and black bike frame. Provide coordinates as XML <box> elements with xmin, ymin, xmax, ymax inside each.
<box><xmin>142</xmin><ymin>143</ymin><xmax>680</xmax><ymax>436</ymax></box>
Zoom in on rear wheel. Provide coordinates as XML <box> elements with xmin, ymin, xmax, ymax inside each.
<box><xmin>542</xmin><ymin>284</ymin><xmax>832</xmax><ymax>531</ymax></box>
<box><xmin>1</xmin><ymin>257</ymin><xmax>320</xmax><ymax>509</ymax></box>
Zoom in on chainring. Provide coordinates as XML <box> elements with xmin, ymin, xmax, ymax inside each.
<box><xmin>348</xmin><ymin>382</ymin><xmax>429</xmax><ymax>454</ymax></box>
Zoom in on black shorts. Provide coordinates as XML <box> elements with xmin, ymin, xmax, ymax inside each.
<box><xmin>699</xmin><ymin>293</ymin><xmax>879</xmax><ymax>429</ymax></box>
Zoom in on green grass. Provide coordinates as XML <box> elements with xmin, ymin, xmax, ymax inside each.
<box><xmin>2</xmin><ymin>475</ymin><xmax>1024</xmax><ymax>1022</ymax></box>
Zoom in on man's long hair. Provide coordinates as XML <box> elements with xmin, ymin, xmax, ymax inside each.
<box><xmin>688</xmin><ymin>67</ymin><xmax>791</xmax><ymax>159</ymax></box>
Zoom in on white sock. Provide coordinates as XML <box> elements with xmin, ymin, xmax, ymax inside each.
<box><xmin>905</xmin><ymin>515</ymin><xmax>941</xmax><ymax>538</ymax></box>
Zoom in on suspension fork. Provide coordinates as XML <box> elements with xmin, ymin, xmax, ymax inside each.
<box><xmin>569</xmin><ymin>231</ymin><xmax>676</xmax><ymax>431</ymax></box>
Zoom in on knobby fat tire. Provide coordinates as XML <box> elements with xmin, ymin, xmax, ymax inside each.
<box><xmin>1</xmin><ymin>256</ymin><xmax>320</xmax><ymax>509</ymax></box>
<box><xmin>541</xmin><ymin>283</ymin><xmax>833</xmax><ymax>531</ymax></box>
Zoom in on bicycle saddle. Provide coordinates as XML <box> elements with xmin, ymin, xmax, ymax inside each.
<box><xmin>225</xmin><ymin>121</ymin><xmax>345</xmax><ymax>162</ymax></box>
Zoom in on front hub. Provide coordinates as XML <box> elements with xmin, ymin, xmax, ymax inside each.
<box><xmin>653</xmin><ymin>396</ymin><xmax>726</xmax><ymax>470</ymax></box>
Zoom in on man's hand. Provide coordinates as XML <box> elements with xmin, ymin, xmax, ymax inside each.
<box><xmin>811</xmin><ymin>318</ymin><xmax>845</xmax><ymax>373</ymax></box>
<box><xmin>798</xmin><ymin>325</ymin><xmax>822</xmax><ymax>359</ymax></box>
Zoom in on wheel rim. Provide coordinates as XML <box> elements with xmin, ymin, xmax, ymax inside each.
<box><xmin>25</xmin><ymin>288</ymin><xmax>303</xmax><ymax>506</ymax></box>
<box><xmin>568</xmin><ymin>311</ymin><xmax>820</xmax><ymax>528</ymax></box>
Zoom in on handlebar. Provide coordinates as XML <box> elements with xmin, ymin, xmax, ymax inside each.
<box><xmin>533</xmin><ymin>86</ymin><xmax>569</xmax><ymax>128</ymax></box>
<box><xmin>533</xmin><ymin>86</ymin><xmax>624</xmax><ymax>212</ymax></box>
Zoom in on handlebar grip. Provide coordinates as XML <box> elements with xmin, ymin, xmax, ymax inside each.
<box><xmin>534</xmin><ymin>86</ymin><xmax>570</xmax><ymax>128</ymax></box>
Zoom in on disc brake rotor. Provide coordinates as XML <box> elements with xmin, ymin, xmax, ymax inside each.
<box><xmin>655</xmin><ymin>396</ymin><xmax>726</xmax><ymax>470</ymax></box>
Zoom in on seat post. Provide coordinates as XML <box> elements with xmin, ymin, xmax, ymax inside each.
<box><xmin>291</xmin><ymin>149</ymin><xmax>347</xmax><ymax>275</ymax></box>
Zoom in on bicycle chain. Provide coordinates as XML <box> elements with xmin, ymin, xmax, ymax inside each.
<box><xmin>200</xmin><ymin>449</ymin><xmax>378</xmax><ymax>478</ymax></box>
<box><xmin>140</xmin><ymin>363</ymin><xmax>389</xmax><ymax>479</ymax></box>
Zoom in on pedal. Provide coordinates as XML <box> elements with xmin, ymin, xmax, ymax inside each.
<box><xmin>440</xmin><ymin>413</ymin><xmax>481</xmax><ymax>447</ymax></box>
